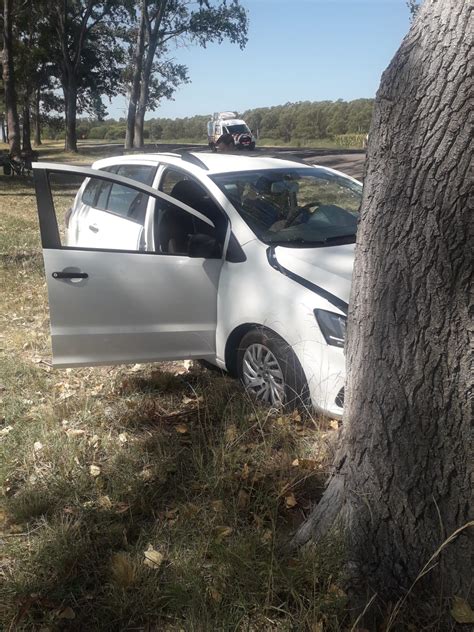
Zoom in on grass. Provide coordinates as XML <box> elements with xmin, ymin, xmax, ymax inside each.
<box><xmin>0</xmin><ymin>171</ymin><xmax>346</xmax><ymax>630</ymax></box>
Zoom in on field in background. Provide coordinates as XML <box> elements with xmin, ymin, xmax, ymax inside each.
<box><xmin>0</xmin><ymin>169</ymin><xmax>347</xmax><ymax>630</ymax></box>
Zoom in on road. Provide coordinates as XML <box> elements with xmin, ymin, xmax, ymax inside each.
<box><xmin>79</xmin><ymin>141</ymin><xmax>366</xmax><ymax>181</ymax></box>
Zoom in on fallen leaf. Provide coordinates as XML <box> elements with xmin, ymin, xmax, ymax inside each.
<box><xmin>208</xmin><ymin>586</ymin><xmax>222</xmax><ymax>603</ymax></box>
<box><xmin>89</xmin><ymin>464</ymin><xmax>101</xmax><ymax>477</ymax></box>
<box><xmin>33</xmin><ymin>441</ymin><xmax>44</xmax><ymax>453</ymax></box>
<box><xmin>225</xmin><ymin>424</ymin><xmax>237</xmax><ymax>442</ymax></box>
<box><xmin>98</xmin><ymin>495</ymin><xmax>112</xmax><ymax>509</ymax></box>
<box><xmin>261</xmin><ymin>529</ymin><xmax>273</xmax><ymax>543</ymax></box>
<box><xmin>215</xmin><ymin>526</ymin><xmax>233</xmax><ymax>540</ymax></box>
<box><xmin>237</xmin><ymin>489</ymin><xmax>249</xmax><ymax>510</ymax></box>
<box><xmin>329</xmin><ymin>419</ymin><xmax>339</xmax><ymax>430</ymax></box>
<box><xmin>285</xmin><ymin>493</ymin><xmax>298</xmax><ymax>508</ymax></box>
<box><xmin>110</xmin><ymin>552</ymin><xmax>136</xmax><ymax>588</ymax></box>
<box><xmin>57</xmin><ymin>607</ymin><xmax>75</xmax><ymax>620</ymax></box>
<box><xmin>299</xmin><ymin>458</ymin><xmax>318</xmax><ymax>470</ymax></box>
<box><xmin>0</xmin><ymin>426</ymin><xmax>13</xmax><ymax>437</ymax></box>
<box><xmin>118</xmin><ymin>432</ymin><xmax>128</xmax><ymax>444</ymax></box>
<box><xmin>140</xmin><ymin>466</ymin><xmax>154</xmax><ymax>481</ymax></box>
<box><xmin>89</xmin><ymin>434</ymin><xmax>100</xmax><ymax>447</ymax></box>
<box><xmin>451</xmin><ymin>596</ymin><xmax>474</xmax><ymax>624</ymax></box>
<box><xmin>115</xmin><ymin>502</ymin><xmax>130</xmax><ymax>514</ymax></box>
<box><xmin>165</xmin><ymin>508</ymin><xmax>179</xmax><ymax>519</ymax></box>
<box><xmin>328</xmin><ymin>583</ymin><xmax>347</xmax><ymax>598</ymax></box>
<box><xmin>292</xmin><ymin>458</ymin><xmax>300</xmax><ymax>467</ymax></box>
<box><xmin>143</xmin><ymin>544</ymin><xmax>164</xmax><ymax>569</ymax></box>
<box><xmin>175</xmin><ymin>424</ymin><xmax>189</xmax><ymax>434</ymax></box>
<box><xmin>212</xmin><ymin>500</ymin><xmax>224</xmax><ymax>513</ymax></box>
<box><xmin>65</xmin><ymin>428</ymin><xmax>85</xmax><ymax>438</ymax></box>
<box><xmin>241</xmin><ymin>463</ymin><xmax>250</xmax><ymax>480</ymax></box>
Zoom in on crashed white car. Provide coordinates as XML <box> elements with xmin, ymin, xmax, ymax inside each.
<box><xmin>33</xmin><ymin>152</ymin><xmax>361</xmax><ymax>417</ymax></box>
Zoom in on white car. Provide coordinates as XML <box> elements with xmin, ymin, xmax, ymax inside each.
<box><xmin>33</xmin><ymin>152</ymin><xmax>362</xmax><ymax>417</ymax></box>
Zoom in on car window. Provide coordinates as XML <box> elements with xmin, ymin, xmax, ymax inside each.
<box><xmin>81</xmin><ymin>164</ymin><xmax>156</xmax><ymax>225</ymax></box>
<box><xmin>156</xmin><ymin>169</ymin><xmax>226</xmax><ymax>257</ymax></box>
<box><xmin>81</xmin><ymin>166</ymin><xmax>117</xmax><ymax>206</ymax></box>
<box><xmin>160</xmin><ymin>169</ymin><xmax>190</xmax><ymax>195</ymax></box>
<box><xmin>211</xmin><ymin>168</ymin><xmax>362</xmax><ymax>248</ymax></box>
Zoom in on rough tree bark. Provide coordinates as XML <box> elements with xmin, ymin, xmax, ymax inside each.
<box><xmin>22</xmin><ymin>91</ymin><xmax>32</xmax><ymax>153</ymax></box>
<box><xmin>33</xmin><ymin>87</ymin><xmax>42</xmax><ymax>146</ymax></box>
<box><xmin>133</xmin><ymin>0</ymin><xmax>168</xmax><ymax>149</ymax></box>
<box><xmin>125</xmin><ymin>0</ymin><xmax>147</xmax><ymax>149</ymax></box>
<box><xmin>2</xmin><ymin>0</ymin><xmax>22</xmax><ymax>159</ymax></box>
<box><xmin>294</xmin><ymin>0</ymin><xmax>472</xmax><ymax>623</ymax></box>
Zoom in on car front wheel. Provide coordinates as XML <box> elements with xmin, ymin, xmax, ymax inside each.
<box><xmin>237</xmin><ymin>329</ymin><xmax>308</xmax><ymax>409</ymax></box>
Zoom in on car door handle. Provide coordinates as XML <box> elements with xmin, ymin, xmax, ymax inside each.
<box><xmin>89</xmin><ymin>224</ymin><xmax>99</xmax><ymax>233</ymax></box>
<box><xmin>52</xmin><ymin>271</ymin><xmax>89</xmax><ymax>280</ymax></box>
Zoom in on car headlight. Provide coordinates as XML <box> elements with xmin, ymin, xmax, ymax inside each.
<box><xmin>314</xmin><ymin>309</ymin><xmax>346</xmax><ymax>348</ymax></box>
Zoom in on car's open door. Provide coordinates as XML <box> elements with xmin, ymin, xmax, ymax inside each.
<box><xmin>33</xmin><ymin>162</ymin><xmax>226</xmax><ymax>367</ymax></box>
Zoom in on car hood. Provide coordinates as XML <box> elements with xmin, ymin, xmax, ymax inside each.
<box><xmin>274</xmin><ymin>243</ymin><xmax>354</xmax><ymax>306</ymax></box>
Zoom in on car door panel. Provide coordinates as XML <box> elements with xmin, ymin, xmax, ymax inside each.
<box><xmin>43</xmin><ymin>249</ymin><xmax>220</xmax><ymax>366</ymax></box>
<box><xmin>33</xmin><ymin>163</ymin><xmax>223</xmax><ymax>368</ymax></box>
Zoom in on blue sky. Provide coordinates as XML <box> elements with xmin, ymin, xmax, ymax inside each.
<box><xmin>109</xmin><ymin>0</ymin><xmax>412</xmax><ymax>120</ymax></box>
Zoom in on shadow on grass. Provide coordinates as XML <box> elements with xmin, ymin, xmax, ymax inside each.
<box><xmin>1</xmin><ymin>366</ymin><xmax>342</xmax><ymax>631</ymax></box>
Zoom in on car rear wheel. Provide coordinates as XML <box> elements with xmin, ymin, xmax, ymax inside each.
<box><xmin>237</xmin><ymin>329</ymin><xmax>308</xmax><ymax>409</ymax></box>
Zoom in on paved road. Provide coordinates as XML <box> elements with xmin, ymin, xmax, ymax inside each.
<box><xmin>77</xmin><ymin>141</ymin><xmax>366</xmax><ymax>181</ymax></box>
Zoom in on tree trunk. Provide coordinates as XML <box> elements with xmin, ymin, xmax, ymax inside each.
<box><xmin>63</xmin><ymin>73</ymin><xmax>78</xmax><ymax>153</ymax></box>
<box><xmin>22</xmin><ymin>95</ymin><xmax>32</xmax><ymax>153</ymax></box>
<box><xmin>0</xmin><ymin>115</ymin><xmax>7</xmax><ymax>143</ymax></box>
<box><xmin>133</xmin><ymin>87</ymin><xmax>147</xmax><ymax>149</ymax></box>
<box><xmin>2</xmin><ymin>0</ymin><xmax>21</xmax><ymax>159</ymax></box>
<box><xmin>132</xmin><ymin>0</ymin><xmax>168</xmax><ymax>149</ymax></box>
<box><xmin>125</xmin><ymin>0</ymin><xmax>147</xmax><ymax>150</ymax></box>
<box><xmin>133</xmin><ymin>57</ymin><xmax>152</xmax><ymax>149</ymax></box>
<box><xmin>294</xmin><ymin>0</ymin><xmax>472</xmax><ymax>624</ymax></box>
<box><xmin>33</xmin><ymin>87</ymin><xmax>42</xmax><ymax>146</ymax></box>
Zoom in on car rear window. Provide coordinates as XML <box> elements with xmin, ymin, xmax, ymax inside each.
<box><xmin>81</xmin><ymin>164</ymin><xmax>156</xmax><ymax>224</ymax></box>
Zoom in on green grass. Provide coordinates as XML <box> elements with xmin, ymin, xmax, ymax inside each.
<box><xmin>0</xmin><ymin>172</ymin><xmax>347</xmax><ymax>630</ymax></box>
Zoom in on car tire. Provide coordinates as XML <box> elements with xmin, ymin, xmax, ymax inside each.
<box><xmin>249</xmin><ymin>142</ymin><xmax>256</xmax><ymax>150</ymax></box>
<box><xmin>237</xmin><ymin>328</ymin><xmax>308</xmax><ymax>409</ymax></box>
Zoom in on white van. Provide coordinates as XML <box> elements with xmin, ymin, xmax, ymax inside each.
<box><xmin>33</xmin><ymin>152</ymin><xmax>361</xmax><ymax>417</ymax></box>
<box><xmin>207</xmin><ymin>112</ymin><xmax>256</xmax><ymax>150</ymax></box>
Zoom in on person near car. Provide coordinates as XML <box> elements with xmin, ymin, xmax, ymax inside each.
<box><xmin>215</xmin><ymin>133</ymin><xmax>235</xmax><ymax>152</ymax></box>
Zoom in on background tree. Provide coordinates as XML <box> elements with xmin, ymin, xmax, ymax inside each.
<box><xmin>2</xmin><ymin>0</ymin><xmax>21</xmax><ymax>158</ymax></box>
<box><xmin>125</xmin><ymin>0</ymin><xmax>248</xmax><ymax>149</ymax></box>
<box><xmin>51</xmin><ymin>0</ymin><xmax>129</xmax><ymax>152</ymax></box>
<box><xmin>293</xmin><ymin>0</ymin><xmax>472</xmax><ymax>625</ymax></box>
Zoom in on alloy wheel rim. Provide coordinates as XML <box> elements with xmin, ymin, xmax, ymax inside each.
<box><xmin>242</xmin><ymin>343</ymin><xmax>285</xmax><ymax>406</ymax></box>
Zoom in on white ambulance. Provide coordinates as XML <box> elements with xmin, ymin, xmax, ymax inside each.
<box><xmin>207</xmin><ymin>112</ymin><xmax>256</xmax><ymax>151</ymax></box>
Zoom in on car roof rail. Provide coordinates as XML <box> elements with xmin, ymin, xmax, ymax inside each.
<box><xmin>162</xmin><ymin>150</ymin><xmax>209</xmax><ymax>171</ymax></box>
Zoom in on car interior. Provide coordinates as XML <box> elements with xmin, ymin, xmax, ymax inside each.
<box><xmin>156</xmin><ymin>177</ymin><xmax>224</xmax><ymax>258</ymax></box>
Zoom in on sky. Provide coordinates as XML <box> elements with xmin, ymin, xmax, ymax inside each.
<box><xmin>108</xmin><ymin>0</ymin><xmax>413</xmax><ymax>120</ymax></box>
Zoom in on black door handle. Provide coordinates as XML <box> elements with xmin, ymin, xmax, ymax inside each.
<box><xmin>89</xmin><ymin>224</ymin><xmax>99</xmax><ymax>233</ymax></box>
<box><xmin>52</xmin><ymin>271</ymin><xmax>88</xmax><ymax>279</ymax></box>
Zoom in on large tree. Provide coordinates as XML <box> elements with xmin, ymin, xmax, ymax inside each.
<box><xmin>2</xmin><ymin>0</ymin><xmax>21</xmax><ymax>158</ymax></box>
<box><xmin>51</xmin><ymin>0</ymin><xmax>128</xmax><ymax>152</ymax></box>
<box><xmin>125</xmin><ymin>0</ymin><xmax>248</xmax><ymax>149</ymax></box>
<box><xmin>293</xmin><ymin>0</ymin><xmax>472</xmax><ymax>625</ymax></box>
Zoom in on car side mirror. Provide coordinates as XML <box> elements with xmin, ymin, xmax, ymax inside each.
<box><xmin>188</xmin><ymin>233</ymin><xmax>221</xmax><ymax>259</ymax></box>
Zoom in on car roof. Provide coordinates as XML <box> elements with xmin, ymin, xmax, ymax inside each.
<box><xmin>93</xmin><ymin>152</ymin><xmax>314</xmax><ymax>176</ymax></box>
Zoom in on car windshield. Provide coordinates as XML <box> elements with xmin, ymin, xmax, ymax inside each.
<box><xmin>225</xmin><ymin>124</ymin><xmax>250</xmax><ymax>135</ymax></box>
<box><xmin>211</xmin><ymin>168</ymin><xmax>362</xmax><ymax>247</ymax></box>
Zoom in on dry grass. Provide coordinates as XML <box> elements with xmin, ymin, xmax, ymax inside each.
<box><xmin>0</xmin><ymin>172</ymin><xmax>346</xmax><ymax>630</ymax></box>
